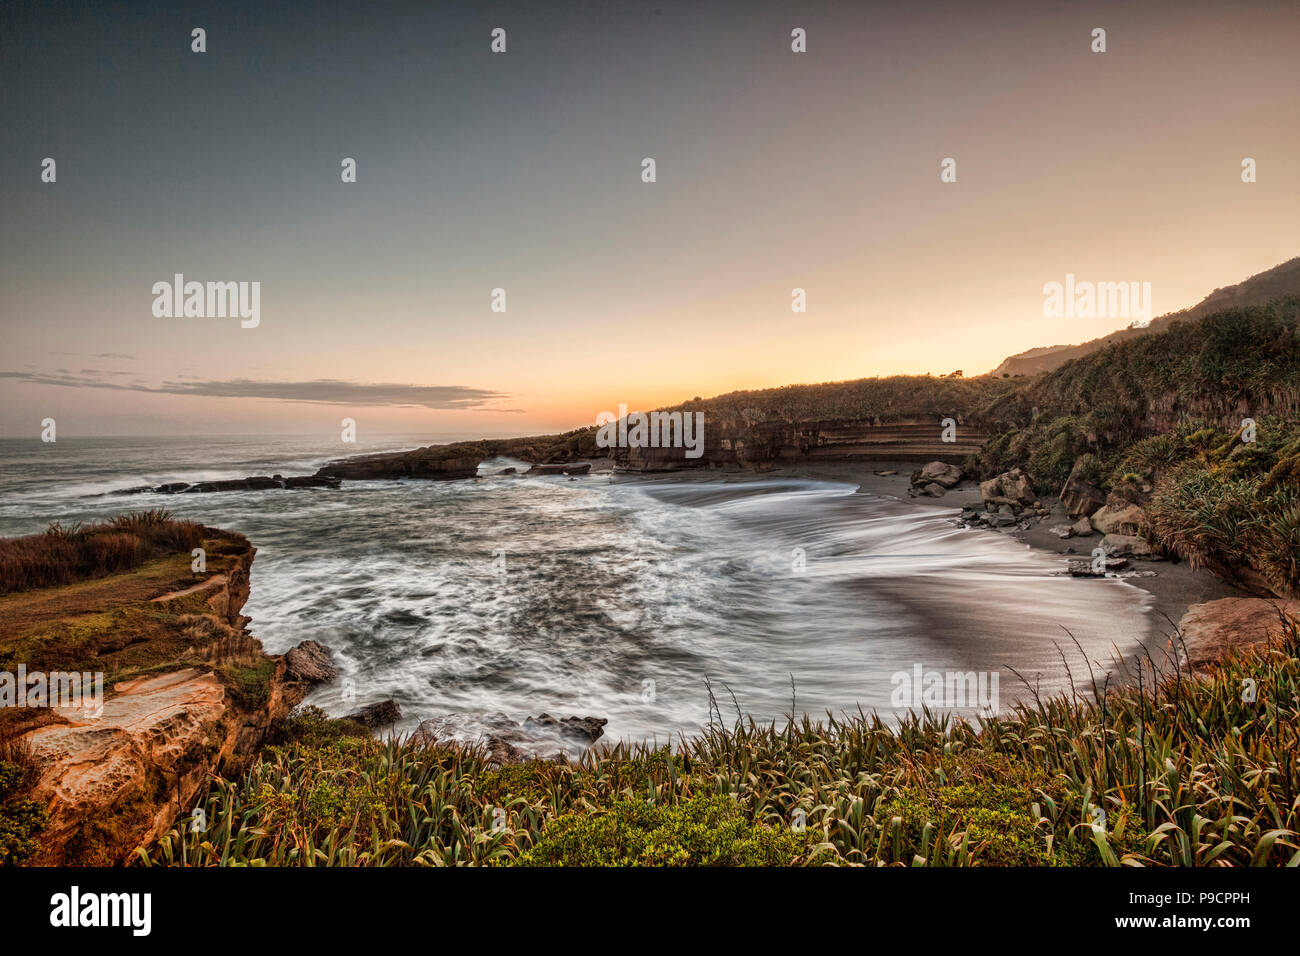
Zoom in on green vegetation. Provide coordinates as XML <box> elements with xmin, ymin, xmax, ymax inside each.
<box><xmin>513</xmin><ymin>795</ymin><xmax>815</xmax><ymax>866</ymax></box>
<box><xmin>143</xmin><ymin>621</ymin><xmax>1300</xmax><ymax>867</ymax></box>
<box><xmin>967</xmin><ymin>299</ymin><xmax>1300</xmax><ymax>596</ymax></box>
<box><xmin>662</xmin><ymin>373</ymin><xmax>1016</xmax><ymax>426</ymax></box>
<box><xmin>0</xmin><ymin>741</ymin><xmax>48</xmax><ymax>867</ymax></box>
<box><xmin>0</xmin><ymin>509</ymin><xmax>205</xmax><ymax>596</ymax></box>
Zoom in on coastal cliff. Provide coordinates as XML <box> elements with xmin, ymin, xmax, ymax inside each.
<box><xmin>1</xmin><ymin>530</ymin><xmax>312</xmax><ymax>865</ymax></box>
<box><xmin>314</xmin><ymin>416</ymin><xmax>991</xmax><ymax>480</ymax></box>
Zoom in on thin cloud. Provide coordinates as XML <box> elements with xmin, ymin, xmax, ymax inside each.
<box><xmin>0</xmin><ymin>370</ymin><xmax>520</xmax><ymax>411</ymax></box>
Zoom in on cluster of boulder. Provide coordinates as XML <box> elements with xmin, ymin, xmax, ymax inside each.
<box><xmin>950</xmin><ymin>466</ymin><xmax>1054</xmax><ymax>529</ymax></box>
<box><xmin>943</xmin><ymin>459</ymin><xmax>1161</xmax><ymax>567</ymax></box>
<box><xmin>284</xmin><ymin>639</ymin><xmax>606</xmax><ymax>765</ymax></box>
<box><xmin>1051</xmin><ymin>471</ymin><xmax>1156</xmax><ymax>559</ymax></box>
<box><xmin>909</xmin><ymin>460</ymin><xmax>964</xmax><ymax>497</ymax></box>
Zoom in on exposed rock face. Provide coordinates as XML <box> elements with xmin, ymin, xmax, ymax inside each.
<box><xmin>344</xmin><ymin>699</ymin><xmax>402</xmax><ymax>729</ymax></box>
<box><xmin>1177</xmin><ymin>598</ymin><xmax>1300</xmax><ymax>668</ymax></box>
<box><xmin>26</xmin><ymin>668</ymin><xmax>229</xmax><ymax>863</ymax></box>
<box><xmin>1059</xmin><ymin>475</ymin><xmax>1107</xmax><ymax>518</ymax></box>
<box><xmin>612</xmin><ymin>418</ymin><xmax>989</xmax><ymax>473</ymax></box>
<box><xmin>15</xmin><ymin>535</ymin><xmax>307</xmax><ymax>865</ymax></box>
<box><xmin>284</xmin><ymin>640</ymin><xmax>339</xmax><ymax>685</ymax></box>
<box><xmin>311</xmin><ymin>417</ymin><xmax>992</xmax><ymax>480</ymax></box>
<box><xmin>1092</xmin><ymin>503</ymin><xmax>1148</xmax><ymax>536</ymax></box>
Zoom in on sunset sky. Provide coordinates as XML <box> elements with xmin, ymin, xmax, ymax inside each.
<box><xmin>2</xmin><ymin>0</ymin><xmax>1297</xmax><ymax>438</ymax></box>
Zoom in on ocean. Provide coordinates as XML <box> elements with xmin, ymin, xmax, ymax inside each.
<box><xmin>0</xmin><ymin>435</ymin><xmax>1153</xmax><ymax>746</ymax></box>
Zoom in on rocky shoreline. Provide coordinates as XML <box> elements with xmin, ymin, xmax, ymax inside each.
<box><xmin>3</xmin><ymin>534</ymin><xmax>613</xmax><ymax>864</ymax></box>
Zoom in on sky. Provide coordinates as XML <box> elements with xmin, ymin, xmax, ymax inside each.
<box><xmin>1</xmin><ymin>0</ymin><xmax>1298</xmax><ymax>438</ymax></box>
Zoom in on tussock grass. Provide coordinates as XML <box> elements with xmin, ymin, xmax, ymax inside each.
<box><xmin>0</xmin><ymin>510</ymin><xmax>205</xmax><ymax>595</ymax></box>
<box><xmin>142</xmin><ymin>620</ymin><xmax>1300</xmax><ymax>867</ymax></box>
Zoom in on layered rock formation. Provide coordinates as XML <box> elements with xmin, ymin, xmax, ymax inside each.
<box><xmin>316</xmin><ymin>444</ymin><xmax>484</xmax><ymax>481</ymax></box>
<box><xmin>4</xmin><ymin>532</ymin><xmax>321</xmax><ymax>865</ymax></box>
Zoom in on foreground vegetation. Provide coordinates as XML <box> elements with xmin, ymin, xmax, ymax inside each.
<box><xmin>0</xmin><ymin>509</ymin><xmax>204</xmax><ymax>596</ymax></box>
<box><xmin>143</xmin><ymin>619</ymin><xmax>1300</xmax><ymax>867</ymax></box>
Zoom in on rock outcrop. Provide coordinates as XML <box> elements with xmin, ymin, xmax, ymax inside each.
<box><xmin>1100</xmin><ymin>533</ymin><xmax>1155</xmax><ymax>558</ymax></box>
<box><xmin>316</xmin><ymin>446</ymin><xmax>482</xmax><ymax>481</ymax></box>
<box><xmin>525</xmin><ymin>463</ymin><xmax>592</xmax><ymax>476</ymax></box>
<box><xmin>284</xmin><ymin>640</ymin><xmax>339</xmax><ymax>685</ymax></box>
<box><xmin>8</xmin><ymin>531</ymin><xmax>312</xmax><ymax>865</ymax></box>
<box><xmin>1091</xmin><ymin>503</ymin><xmax>1148</xmax><ymax>536</ymax></box>
<box><xmin>1177</xmin><ymin>598</ymin><xmax>1300</xmax><ymax>669</ymax></box>
<box><xmin>344</xmin><ymin>699</ymin><xmax>402</xmax><ymax>729</ymax></box>
<box><xmin>119</xmin><ymin>475</ymin><xmax>342</xmax><ymax>495</ymax></box>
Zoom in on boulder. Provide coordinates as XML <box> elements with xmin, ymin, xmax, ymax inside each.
<box><xmin>344</xmin><ymin>699</ymin><xmax>402</xmax><ymax>729</ymax></box>
<box><xmin>284</xmin><ymin>640</ymin><xmax>338</xmax><ymax>684</ymax></box>
<box><xmin>1059</xmin><ymin>475</ymin><xmax>1106</xmax><ymax>518</ymax></box>
<box><xmin>1100</xmin><ymin>533</ymin><xmax>1153</xmax><ymax>557</ymax></box>
<box><xmin>1067</xmin><ymin>557</ymin><xmax>1131</xmax><ymax>577</ymax></box>
<box><xmin>1070</xmin><ymin>517</ymin><xmax>1095</xmax><ymax>537</ymax></box>
<box><xmin>915</xmin><ymin>461</ymin><xmax>963</xmax><ymax>489</ymax></box>
<box><xmin>915</xmin><ymin>482</ymin><xmax>946</xmax><ymax>497</ymax></box>
<box><xmin>980</xmin><ymin>468</ymin><xmax>1035</xmax><ymax>509</ymax></box>
<box><xmin>1177</xmin><ymin>598</ymin><xmax>1300</xmax><ymax>668</ymax></box>
<box><xmin>1091</xmin><ymin>503</ymin><xmax>1148</xmax><ymax>536</ymax></box>
<box><xmin>523</xmin><ymin>713</ymin><xmax>608</xmax><ymax>744</ymax></box>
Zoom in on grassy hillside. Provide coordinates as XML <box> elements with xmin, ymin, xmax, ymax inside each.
<box><xmin>658</xmin><ymin>373</ymin><xmax>1017</xmax><ymax>425</ymax></box>
<box><xmin>993</xmin><ymin>256</ymin><xmax>1300</xmax><ymax>376</ymax></box>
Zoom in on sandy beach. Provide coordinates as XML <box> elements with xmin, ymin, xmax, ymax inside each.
<box><xmin>604</xmin><ymin>458</ymin><xmax>1248</xmax><ymax>658</ymax></box>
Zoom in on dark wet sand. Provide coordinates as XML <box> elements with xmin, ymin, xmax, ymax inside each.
<box><xmin>607</xmin><ymin>458</ymin><xmax>1246</xmax><ymax>654</ymax></box>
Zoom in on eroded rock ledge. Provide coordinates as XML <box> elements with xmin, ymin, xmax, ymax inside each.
<box><xmin>4</xmin><ymin>531</ymin><xmax>326</xmax><ymax>865</ymax></box>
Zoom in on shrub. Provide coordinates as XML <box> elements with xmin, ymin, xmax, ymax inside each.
<box><xmin>0</xmin><ymin>745</ymin><xmax>48</xmax><ymax>866</ymax></box>
<box><xmin>0</xmin><ymin>512</ymin><xmax>205</xmax><ymax>594</ymax></box>
<box><xmin>512</xmin><ymin>795</ymin><xmax>815</xmax><ymax>867</ymax></box>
